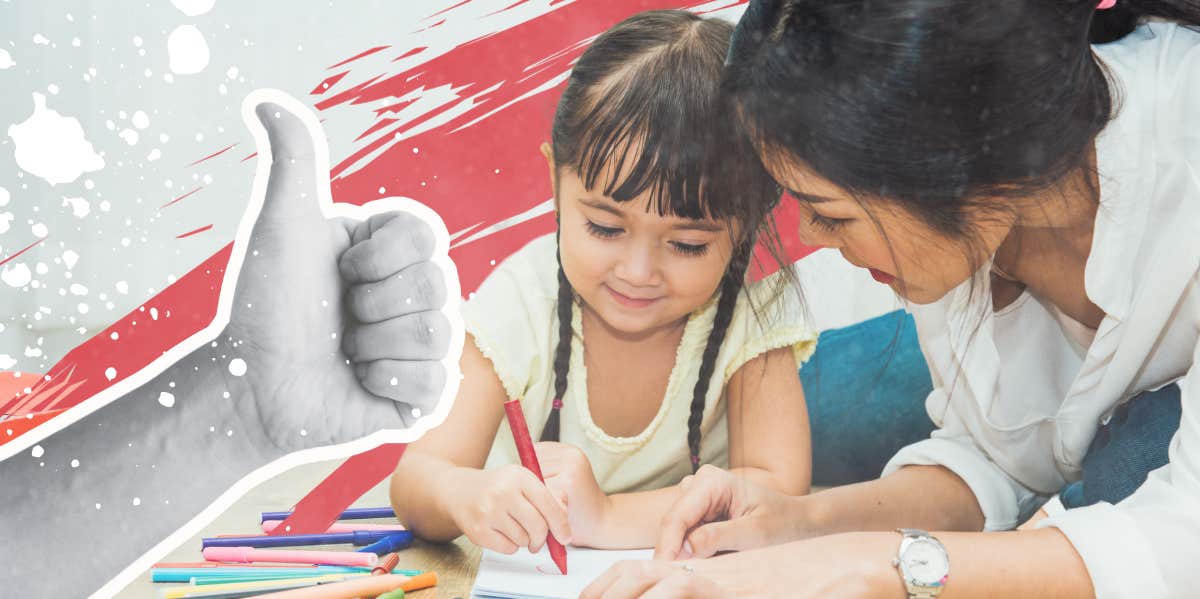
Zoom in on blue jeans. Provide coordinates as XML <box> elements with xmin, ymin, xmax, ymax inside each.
<box><xmin>802</xmin><ymin>310</ymin><xmax>1183</xmax><ymax>505</ymax></box>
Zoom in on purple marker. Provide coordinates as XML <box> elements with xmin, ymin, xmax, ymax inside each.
<box><xmin>260</xmin><ymin>507</ymin><xmax>395</xmax><ymax>522</ymax></box>
<box><xmin>202</xmin><ymin>530</ymin><xmax>395</xmax><ymax>549</ymax></box>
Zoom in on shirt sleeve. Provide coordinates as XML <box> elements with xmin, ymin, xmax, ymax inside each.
<box><xmin>1034</xmin><ymin>296</ymin><xmax>1200</xmax><ymax>599</ymax></box>
<box><xmin>721</xmin><ymin>273</ymin><xmax>819</xmax><ymax>384</ymax></box>
<box><xmin>460</xmin><ymin>236</ymin><xmax>557</xmax><ymax>402</ymax></box>
<box><xmin>882</xmin><ymin>380</ymin><xmax>1047</xmax><ymax>532</ymax></box>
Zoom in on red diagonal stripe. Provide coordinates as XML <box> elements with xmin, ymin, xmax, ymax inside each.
<box><xmin>268</xmin><ymin>444</ymin><xmax>406</xmax><ymax>535</ymax></box>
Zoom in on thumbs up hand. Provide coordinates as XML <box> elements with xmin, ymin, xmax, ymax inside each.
<box><xmin>223</xmin><ymin>90</ymin><xmax>460</xmax><ymax>453</ymax></box>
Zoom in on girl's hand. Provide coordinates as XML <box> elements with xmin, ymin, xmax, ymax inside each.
<box><xmin>584</xmin><ymin>533</ymin><xmax>905</xmax><ymax>599</ymax></box>
<box><xmin>537</xmin><ymin>441</ymin><xmax>610</xmax><ymax>547</ymax></box>
<box><xmin>446</xmin><ymin>465</ymin><xmax>573</xmax><ymax>554</ymax></box>
<box><xmin>655</xmin><ymin>465</ymin><xmax>808</xmax><ymax>560</ymax></box>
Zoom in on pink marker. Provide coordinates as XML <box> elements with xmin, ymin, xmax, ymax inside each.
<box><xmin>261</xmin><ymin>520</ymin><xmax>407</xmax><ymax>534</ymax></box>
<box><xmin>203</xmin><ymin>546</ymin><xmax>378</xmax><ymax>568</ymax></box>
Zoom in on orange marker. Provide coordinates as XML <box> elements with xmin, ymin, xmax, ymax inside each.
<box><xmin>254</xmin><ymin>572</ymin><xmax>437</xmax><ymax>598</ymax></box>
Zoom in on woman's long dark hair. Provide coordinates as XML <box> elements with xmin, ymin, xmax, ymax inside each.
<box><xmin>725</xmin><ymin>0</ymin><xmax>1200</xmax><ymax>239</ymax></box>
<box><xmin>541</xmin><ymin>10</ymin><xmax>783</xmax><ymax>473</ymax></box>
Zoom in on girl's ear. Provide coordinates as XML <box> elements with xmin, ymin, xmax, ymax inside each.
<box><xmin>540</xmin><ymin>142</ymin><xmax>559</xmax><ymax>210</ymax></box>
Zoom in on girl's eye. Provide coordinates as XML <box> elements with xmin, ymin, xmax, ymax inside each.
<box><xmin>585</xmin><ymin>221</ymin><xmax>623</xmax><ymax>238</ymax></box>
<box><xmin>809</xmin><ymin>213</ymin><xmax>850</xmax><ymax>233</ymax></box>
<box><xmin>671</xmin><ymin>241</ymin><xmax>709</xmax><ymax>257</ymax></box>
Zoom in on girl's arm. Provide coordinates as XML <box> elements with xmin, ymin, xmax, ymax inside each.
<box><xmin>390</xmin><ymin>333</ymin><xmax>573</xmax><ymax>552</ymax></box>
<box><xmin>557</xmin><ymin>347</ymin><xmax>810</xmax><ymax>549</ymax></box>
<box><xmin>389</xmin><ymin>334</ymin><xmax>508</xmax><ymax>540</ymax></box>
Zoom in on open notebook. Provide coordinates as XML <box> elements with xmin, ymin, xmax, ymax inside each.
<box><xmin>471</xmin><ymin>546</ymin><xmax>654</xmax><ymax>599</ymax></box>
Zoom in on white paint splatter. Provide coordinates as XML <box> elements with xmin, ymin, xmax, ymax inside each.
<box><xmin>147</xmin><ymin>148</ymin><xmax>162</xmax><ymax>162</ymax></box>
<box><xmin>104</xmin><ymin>366</ymin><xmax>116</xmax><ymax>380</ymax></box>
<box><xmin>24</xmin><ymin>346</ymin><xmax>42</xmax><ymax>358</ymax></box>
<box><xmin>116</xmin><ymin>281</ymin><xmax>128</xmax><ymax>294</ymax></box>
<box><xmin>171</xmin><ymin>0</ymin><xmax>215</xmax><ymax>16</ymax></box>
<box><xmin>69</xmin><ymin>283</ymin><xmax>88</xmax><ymax>295</ymax></box>
<box><xmin>0</xmin><ymin>355</ymin><xmax>14</xmax><ymax>369</ymax></box>
<box><xmin>133</xmin><ymin>36</ymin><xmax>144</xmax><ymax>48</ymax></box>
<box><xmin>226</xmin><ymin>66</ymin><xmax>238</xmax><ymax>79</ymax></box>
<box><xmin>150</xmin><ymin>307</ymin><xmax>159</xmax><ymax>320</ymax></box>
<box><xmin>70</xmin><ymin>458</ymin><xmax>79</xmax><ymax>468</ymax></box>
<box><xmin>132</xmin><ymin>110</ymin><xmax>150</xmax><ymax>129</ymax></box>
<box><xmin>77</xmin><ymin>303</ymin><xmax>89</xmax><ymax>314</ymax></box>
<box><xmin>158</xmin><ymin>392</ymin><xmax>175</xmax><ymax>408</ymax></box>
<box><xmin>62</xmin><ymin>196</ymin><xmax>90</xmax><ymax>218</ymax></box>
<box><xmin>0</xmin><ymin>212</ymin><xmax>12</xmax><ymax>235</ymax></box>
<box><xmin>167</xmin><ymin>26</ymin><xmax>209</xmax><ymax>75</ymax></box>
<box><xmin>228</xmin><ymin>358</ymin><xmax>246</xmax><ymax>377</ymax></box>
<box><xmin>31</xmin><ymin>445</ymin><xmax>44</xmax><ymax>458</ymax></box>
<box><xmin>0</xmin><ymin>186</ymin><xmax>9</xmax><ymax>206</ymax></box>
<box><xmin>132</xmin><ymin>497</ymin><xmax>141</xmax><ymax>506</ymax></box>
<box><xmin>47</xmin><ymin>84</ymin><xmax>59</xmax><ymax>95</ymax></box>
<box><xmin>118</xmin><ymin>128</ymin><xmax>139</xmax><ymax>145</ymax></box>
<box><xmin>62</xmin><ymin>250</ymin><xmax>79</xmax><ymax>269</ymax></box>
<box><xmin>32</xmin><ymin>34</ymin><xmax>50</xmax><ymax>46</ymax></box>
<box><xmin>8</xmin><ymin>93</ymin><xmax>105</xmax><ymax>186</ymax></box>
<box><xmin>31</xmin><ymin>223</ymin><xmax>48</xmax><ymax>238</ymax></box>
<box><xmin>0</xmin><ymin>49</ymin><xmax>14</xmax><ymax>70</ymax></box>
<box><xmin>2</xmin><ymin>264</ymin><xmax>32</xmax><ymax>288</ymax></box>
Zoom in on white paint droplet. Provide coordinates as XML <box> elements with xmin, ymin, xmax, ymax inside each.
<box><xmin>31</xmin><ymin>445</ymin><xmax>44</xmax><ymax>458</ymax></box>
<box><xmin>9</xmin><ymin>94</ymin><xmax>105</xmax><ymax>186</ymax></box>
<box><xmin>95</xmin><ymin>503</ymin><xmax>102</xmax><ymax>510</ymax></box>
<box><xmin>390</xmin><ymin>377</ymin><xmax>398</xmax><ymax>386</ymax></box>
<box><xmin>167</xmin><ymin>25</ymin><xmax>210</xmax><ymax>75</ymax></box>
<box><xmin>158</xmin><ymin>392</ymin><xmax>175</xmax><ymax>408</ymax></box>
<box><xmin>104</xmin><ymin>367</ymin><xmax>117</xmax><ymax>381</ymax></box>
<box><xmin>2</xmin><ymin>264</ymin><xmax>32</xmax><ymax>288</ymax></box>
<box><xmin>228</xmin><ymin>358</ymin><xmax>247</xmax><ymax>377</ymax></box>
<box><xmin>110</xmin><ymin>332</ymin><xmax>119</xmax><ymax>340</ymax></box>
<box><xmin>299</xmin><ymin>429</ymin><xmax>307</xmax><ymax>436</ymax></box>
<box><xmin>70</xmin><ymin>458</ymin><xmax>79</xmax><ymax>468</ymax></box>
<box><xmin>0</xmin><ymin>49</ymin><xmax>14</xmax><ymax>70</ymax></box>
<box><xmin>171</xmin><ymin>0</ymin><xmax>215</xmax><ymax>16</ymax></box>
<box><xmin>132</xmin><ymin>497</ymin><xmax>141</xmax><ymax>506</ymax></box>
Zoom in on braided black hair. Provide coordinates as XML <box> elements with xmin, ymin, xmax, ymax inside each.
<box><xmin>535</xmin><ymin>10</ymin><xmax>784</xmax><ymax>474</ymax></box>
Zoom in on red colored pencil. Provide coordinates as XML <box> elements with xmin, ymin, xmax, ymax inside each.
<box><xmin>502</xmin><ymin>399</ymin><xmax>568</xmax><ymax>574</ymax></box>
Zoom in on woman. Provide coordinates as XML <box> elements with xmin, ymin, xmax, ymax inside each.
<box><xmin>583</xmin><ymin>0</ymin><xmax>1200</xmax><ymax>597</ymax></box>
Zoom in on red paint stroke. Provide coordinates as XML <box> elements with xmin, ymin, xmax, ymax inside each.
<box><xmin>161</xmin><ymin>187</ymin><xmax>203</xmax><ymax>209</ymax></box>
<box><xmin>267</xmin><ymin>444</ymin><xmax>406</xmax><ymax>536</ymax></box>
<box><xmin>428</xmin><ymin>0</ymin><xmax>472</xmax><ymax>19</ymax></box>
<box><xmin>309</xmin><ymin>71</ymin><xmax>350</xmax><ymax>95</ymax></box>
<box><xmin>417</xmin><ymin>18</ymin><xmax>447</xmax><ymax>32</ymax></box>
<box><xmin>188</xmin><ymin>143</ymin><xmax>238</xmax><ymax>167</ymax></box>
<box><xmin>391</xmin><ymin>46</ymin><xmax>426</xmax><ymax>62</ymax></box>
<box><xmin>176</xmin><ymin>224</ymin><xmax>214</xmax><ymax>239</ymax></box>
<box><xmin>0</xmin><ymin>236</ymin><xmax>47</xmax><ymax>268</ymax></box>
<box><xmin>0</xmin><ymin>245</ymin><xmax>232</xmax><ymax>418</ymax></box>
<box><xmin>328</xmin><ymin>45</ymin><xmax>391</xmax><ymax>70</ymax></box>
<box><xmin>241</xmin><ymin>152</ymin><xmax>258</xmax><ymax>162</ymax></box>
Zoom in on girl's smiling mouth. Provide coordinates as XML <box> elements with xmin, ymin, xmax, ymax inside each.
<box><xmin>605</xmin><ymin>284</ymin><xmax>663</xmax><ymax>308</ymax></box>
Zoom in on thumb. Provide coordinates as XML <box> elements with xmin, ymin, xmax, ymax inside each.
<box><xmin>684</xmin><ymin>518</ymin><xmax>765</xmax><ymax>559</ymax></box>
<box><xmin>243</xmin><ymin>90</ymin><xmax>329</xmax><ymax>225</ymax></box>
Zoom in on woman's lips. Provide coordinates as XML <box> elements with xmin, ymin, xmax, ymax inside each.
<box><xmin>868</xmin><ymin>268</ymin><xmax>896</xmax><ymax>285</ymax></box>
<box><xmin>606</xmin><ymin>285</ymin><xmax>661</xmax><ymax>308</ymax></box>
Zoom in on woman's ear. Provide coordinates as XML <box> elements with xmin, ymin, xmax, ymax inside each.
<box><xmin>540</xmin><ymin>142</ymin><xmax>558</xmax><ymax>210</ymax></box>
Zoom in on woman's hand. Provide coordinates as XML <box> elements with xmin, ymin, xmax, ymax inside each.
<box><xmin>585</xmin><ymin>533</ymin><xmax>905</xmax><ymax>599</ymax></box>
<box><xmin>655</xmin><ymin>465</ymin><xmax>810</xmax><ymax>560</ymax></box>
<box><xmin>445</xmin><ymin>464</ymin><xmax>573</xmax><ymax>555</ymax></box>
<box><xmin>538</xmin><ymin>441</ymin><xmax>610</xmax><ymax>547</ymax></box>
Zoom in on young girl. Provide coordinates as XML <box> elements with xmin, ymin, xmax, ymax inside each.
<box><xmin>583</xmin><ymin>1</ymin><xmax>1200</xmax><ymax>597</ymax></box>
<box><xmin>389</xmin><ymin>9</ymin><xmax>817</xmax><ymax>553</ymax></box>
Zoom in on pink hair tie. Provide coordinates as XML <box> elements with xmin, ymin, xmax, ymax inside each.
<box><xmin>1097</xmin><ymin>0</ymin><xmax>1116</xmax><ymax>8</ymax></box>
<box><xmin>551</xmin><ymin>398</ymin><xmax>564</xmax><ymax>410</ymax></box>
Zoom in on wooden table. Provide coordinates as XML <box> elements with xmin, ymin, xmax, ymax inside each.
<box><xmin>113</xmin><ymin>458</ymin><xmax>481</xmax><ymax>598</ymax></box>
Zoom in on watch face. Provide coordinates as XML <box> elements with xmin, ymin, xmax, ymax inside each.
<box><xmin>902</xmin><ymin>539</ymin><xmax>949</xmax><ymax>585</ymax></box>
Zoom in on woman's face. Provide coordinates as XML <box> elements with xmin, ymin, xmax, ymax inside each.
<box><xmin>763</xmin><ymin>153</ymin><xmax>1015</xmax><ymax>304</ymax></box>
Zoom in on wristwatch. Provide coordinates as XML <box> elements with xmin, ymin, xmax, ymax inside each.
<box><xmin>892</xmin><ymin>528</ymin><xmax>949</xmax><ymax>599</ymax></box>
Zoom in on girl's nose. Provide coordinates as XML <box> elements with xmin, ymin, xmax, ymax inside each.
<box><xmin>613</xmin><ymin>244</ymin><xmax>660</xmax><ymax>287</ymax></box>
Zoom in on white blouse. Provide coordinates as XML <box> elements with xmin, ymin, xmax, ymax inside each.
<box><xmin>883</xmin><ymin>23</ymin><xmax>1200</xmax><ymax>598</ymax></box>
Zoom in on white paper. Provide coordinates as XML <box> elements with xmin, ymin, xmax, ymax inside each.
<box><xmin>471</xmin><ymin>546</ymin><xmax>654</xmax><ymax>599</ymax></box>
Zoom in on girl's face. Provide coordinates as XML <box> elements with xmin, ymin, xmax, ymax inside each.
<box><xmin>763</xmin><ymin>153</ymin><xmax>1015</xmax><ymax>305</ymax></box>
<box><xmin>543</xmin><ymin>144</ymin><xmax>736</xmax><ymax>337</ymax></box>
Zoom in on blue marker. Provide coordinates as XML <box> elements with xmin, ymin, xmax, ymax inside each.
<box><xmin>355</xmin><ymin>532</ymin><xmax>414</xmax><ymax>555</ymax></box>
<box><xmin>201</xmin><ymin>530</ymin><xmax>396</xmax><ymax>549</ymax></box>
<box><xmin>260</xmin><ymin>507</ymin><xmax>395</xmax><ymax>522</ymax></box>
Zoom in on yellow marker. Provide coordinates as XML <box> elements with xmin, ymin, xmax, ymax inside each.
<box><xmin>163</xmin><ymin>574</ymin><xmax>353</xmax><ymax>598</ymax></box>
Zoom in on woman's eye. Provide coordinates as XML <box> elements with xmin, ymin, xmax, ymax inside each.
<box><xmin>585</xmin><ymin>221</ymin><xmax>623</xmax><ymax>238</ymax></box>
<box><xmin>809</xmin><ymin>213</ymin><xmax>850</xmax><ymax>233</ymax></box>
<box><xmin>671</xmin><ymin>241</ymin><xmax>709</xmax><ymax>257</ymax></box>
